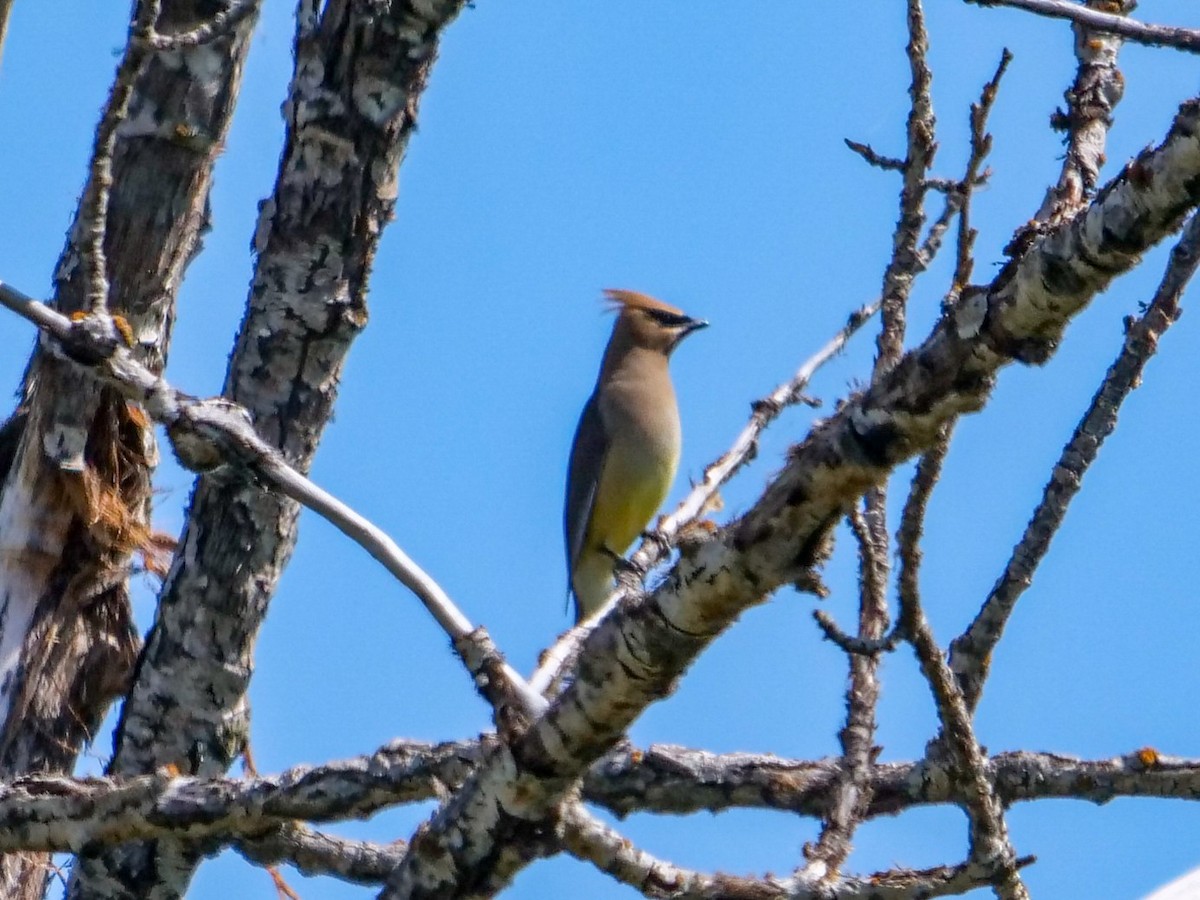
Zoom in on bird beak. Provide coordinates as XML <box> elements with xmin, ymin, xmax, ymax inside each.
<box><xmin>682</xmin><ymin>318</ymin><xmax>709</xmax><ymax>337</ymax></box>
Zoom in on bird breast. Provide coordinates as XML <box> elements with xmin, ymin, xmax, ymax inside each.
<box><xmin>599</xmin><ymin>376</ymin><xmax>681</xmax><ymax>472</ymax></box>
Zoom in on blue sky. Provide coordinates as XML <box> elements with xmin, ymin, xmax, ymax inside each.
<box><xmin>3</xmin><ymin>2</ymin><xmax>1200</xmax><ymax>898</ymax></box>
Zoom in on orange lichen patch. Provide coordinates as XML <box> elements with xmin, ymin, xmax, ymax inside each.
<box><xmin>681</xmin><ymin>518</ymin><xmax>720</xmax><ymax>540</ymax></box>
<box><xmin>69</xmin><ymin>311</ymin><xmax>89</xmax><ymax>322</ymax></box>
<box><xmin>629</xmin><ymin>748</ymin><xmax>644</xmax><ymax>764</ymax></box>
<box><xmin>1136</xmin><ymin>746</ymin><xmax>1159</xmax><ymax>768</ymax></box>
<box><xmin>111</xmin><ymin>315</ymin><xmax>135</xmax><ymax>347</ymax></box>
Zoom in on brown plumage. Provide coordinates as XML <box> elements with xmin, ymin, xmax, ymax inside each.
<box><xmin>564</xmin><ymin>289</ymin><xmax>708</xmax><ymax>622</ymax></box>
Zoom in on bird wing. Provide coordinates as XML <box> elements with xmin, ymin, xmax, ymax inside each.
<box><xmin>564</xmin><ymin>392</ymin><xmax>609</xmax><ymax>583</ymax></box>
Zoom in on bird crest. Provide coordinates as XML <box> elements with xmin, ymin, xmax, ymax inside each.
<box><xmin>601</xmin><ymin>288</ymin><xmax>685</xmax><ymax>317</ymax></box>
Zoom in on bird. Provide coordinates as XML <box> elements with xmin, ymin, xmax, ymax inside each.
<box><xmin>564</xmin><ymin>289</ymin><xmax>708</xmax><ymax>623</ymax></box>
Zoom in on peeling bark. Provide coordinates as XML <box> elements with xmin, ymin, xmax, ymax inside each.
<box><xmin>65</xmin><ymin>2</ymin><xmax>468</xmax><ymax>898</ymax></box>
<box><xmin>0</xmin><ymin>2</ymin><xmax>257</xmax><ymax>896</ymax></box>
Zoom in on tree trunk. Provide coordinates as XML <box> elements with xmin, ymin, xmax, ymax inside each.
<box><xmin>66</xmin><ymin>2</ymin><xmax>468</xmax><ymax>898</ymax></box>
<box><xmin>0</xmin><ymin>1</ymin><xmax>257</xmax><ymax>895</ymax></box>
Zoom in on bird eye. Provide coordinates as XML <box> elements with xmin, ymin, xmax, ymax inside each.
<box><xmin>646</xmin><ymin>309</ymin><xmax>692</xmax><ymax>328</ymax></box>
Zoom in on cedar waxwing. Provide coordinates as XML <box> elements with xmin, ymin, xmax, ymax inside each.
<box><xmin>564</xmin><ymin>289</ymin><xmax>708</xmax><ymax>622</ymax></box>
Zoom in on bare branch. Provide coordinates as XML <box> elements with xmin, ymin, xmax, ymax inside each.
<box><xmin>801</xmin><ymin>507</ymin><xmax>891</xmax><ymax>880</ymax></box>
<box><xmin>375</xmin><ymin>97</ymin><xmax>1200</xmax><ymax>899</ymax></box>
<box><xmin>79</xmin><ymin>0</ymin><xmax>162</xmax><ymax>314</ymax></box>
<box><xmin>804</xmin><ymin>0</ymin><xmax>938</xmax><ymax>881</ymax></box>
<box><xmin>812</xmin><ymin>609</ymin><xmax>903</xmax><ymax>655</ymax></box>
<box><xmin>560</xmin><ymin>804</ymin><xmax>1024</xmax><ymax>900</ymax></box>
<box><xmin>589</xmin><ymin>744</ymin><xmax>1200</xmax><ymax>821</ymax></box>
<box><xmin>845</xmin><ymin>138</ymin><xmax>905</xmax><ymax>172</ymax></box>
<box><xmin>0</xmin><ymin>742</ymin><xmax>469</xmax><ymax>853</ymax></box>
<box><xmin>873</xmin><ymin>0</ymin><xmax>937</xmax><ymax>376</ymax></box>
<box><xmin>950</xmin><ymin>209</ymin><xmax>1200</xmax><ymax>711</ymax></box>
<box><xmin>954</xmin><ymin>50</ymin><xmax>1011</xmax><ymax>289</ymax></box>
<box><xmin>897</xmin><ymin>434</ymin><xmax>1029</xmax><ymax>899</ymax></box>
<box><xmin>0</xmin><ymin>283</ymin><xmax>545</xmax><ymax>718</ymax></box>
<box><xmin>968</xmin><ymin>0</ymin><xmax>1200</xmax><ymax>55</ymax></box>
<box><xmin>235</xmin><ymin>825</ymin><xmax>405</xmax><ymax>886</ymax></box>
<box><xmin>0</xmin><ymin>741</ymin><xmax>1187</xmax><ymax>855</ymax></box>
<box><xmin>1036</xmin><ymin>0</ymin><xmax>1133</xmax><ymax>222</ymax></box>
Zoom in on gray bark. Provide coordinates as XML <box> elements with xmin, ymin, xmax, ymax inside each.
<box><xmin>66</xmin><ymin>2</ymin><xmax>468</xmax><ymax>898</ymax></box>
<box><xmin>0</xmin><ymin>2</ymin><xmax>257</xmax><ymax>896</ymax></box>
<box><xmin>378</xmin><ymin>97</ymin><xmax>1200</xmax><ymax>899</ymax></box>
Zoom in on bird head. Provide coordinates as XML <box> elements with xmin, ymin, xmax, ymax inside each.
<box><xmin>603</xmin><ymin>289</ymin><xmax>708</xmax><ymax>355</ymax></box>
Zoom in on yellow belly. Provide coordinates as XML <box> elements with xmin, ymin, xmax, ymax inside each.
<box><xmin>585</xmin><ymin>441</ymin><xmax>677</xmax><ymax>557</ymax></box>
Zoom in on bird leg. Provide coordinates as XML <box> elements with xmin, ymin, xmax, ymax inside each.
<box><xmin>600</xmin><ymin>545</ymin><xmax>647</xmax><ymax>594</ymax></box>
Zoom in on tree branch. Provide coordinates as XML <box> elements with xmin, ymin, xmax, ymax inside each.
<box><xmin>68</xmin><ymin>0</ymin><xmax>473</xmax><ymax>895</ymax></box>
<box><xmin>560</xmin><ymin>803</ymin><xmax>1028</xmax><ymax>900</ymax></box>
<box><xmin>803</xmin><ymin>0</ymin><xmax>938</xmax><ymax>881</ymax></box>
<box><xmin>0</xmin><ymin>1</ymin><xmax>261</xmax><ymax>893</ymax></box>
<box><xmin>897</xmin><ymin>435</ymin><xmax>1029</xmax><ymax>899</ymax></box>
<box><xmin>236</xmin><ymin>826</ymin><xmax>405</xmax><ymax>886</ymax></box>
<box><xmin>949</xmin><ymin>209</ymin><xmax>1200</xmax><ymax>710</ymax></box>
<box><xmin>143</xmin><ymin>0</ymin><xmax>262</xmax><ymax>50</ymax></box>
<box><xmin>376</xmin><ymin>90</ymin><xmax>1200</xmax><ymax>900</ymax></box>
<box><xmin>1036</xmin><ymin>0</ymin><xmax>1133</xmax><ymax>222</ymax></box>
<box><xmin>968</xmin><ymin>0</ymin><xmax>1200</xmax><ymax>54</ymax></box>
<box><xmin>79</xmin><ymin>0</ymin><xmax>162</xmax><ymax>314</ymax></box>
<box><xmin>0</xmin><ymin>282</ymin><xmax>542</xmax><ymax>720</ymax></box>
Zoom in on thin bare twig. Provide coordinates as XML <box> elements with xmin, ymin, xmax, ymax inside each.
<box><xmin>873</xmin><ymin>0</ymin><xmax>936</xmax><ymax>376</ymax></box>
<box><xmin>897</xmin><ymin>433</ymin><xmax>1029</xmax><ymax>900</ymax></box>
<box><xmin>560</xmin><ymin>803</ymin><xmax>1023</xmax><ymax>900</ymax></box>
<box><xmin>926</xmin><ymin>175</ymin><xmax>982</xmax><ymax>194</ymax></box>
<box><xmin>804</xmin><ymin>0</ymin><xmax>938</xmax><ymax>882</ymax></box>
<box><xmin>79</xmin><ymin>0</ymin><xmax>162</xmax><ymax>314</ymax></box>
<box><xmin>801</xmin><ymin>505</ymin><xmax>890</xmax><ymax>880</ymax></box>
<box><xmin>0</xmin><ymin>281</ymin><xmax>546</xmax><ymax>717</ymax></box>
<box><xmin>949</xmin><ymin>211</ymin><xmax>1200</xmax><ymax>711</ymax></box>
<box><xmin>808</xmin><ymin>506</ymin><xmax>901</xmax><ymax>658</ymax></box>
<box><xmin>812</xmin><ymin>609</ymin><xmax>903</xmax><ymax>655</ymax></box>
<box><xmin>845</xmin><ymin>138</ymin><xmax>905</xmax><ymax>172</ymax></box>
<box><xmin>955</xmin><ymin>50</ymin><xmax>1011</xmax><ymax>290</ymax></box>
<box><xmin>968</xmin><ymin>0</ymin><xmax>1200</xmax><ymax>55</ymax></box>
<box><xmin>919</xmin><ymin>50</ymin><xmax>1010</xmax><ymax>296</ymax></box>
